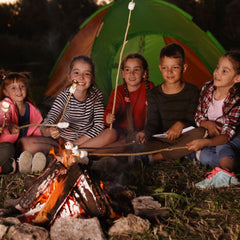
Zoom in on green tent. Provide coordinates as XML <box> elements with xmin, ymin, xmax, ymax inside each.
<box><xmin>46</xmin><ymin>0</ymin><xmax>225</xmax><ymax>104</ymax></box>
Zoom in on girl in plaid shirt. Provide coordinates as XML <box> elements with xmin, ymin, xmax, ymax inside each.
<box><xmin>187</xmin><ymin>49</ymin><xmax>240</xmax><ymax>188</ymax></box>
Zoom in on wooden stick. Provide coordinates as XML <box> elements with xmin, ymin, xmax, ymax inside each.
<box><xmin>1</xmin><ymin>113</ymin><xmax>7</xmax><ymax>130</ymax></box>
<box><xmin>59</xmin><ymin>81</ymin><xmax>77</xmax><ymax>122</ymax></box>
<box><xmin>110</xmin><ymin>0</ymin><xmax>135</xmax><ymax>130</ymax></box>
<box><xmin>88</xmin><ymin>146</ymin><xmax>189</xmax><ymax>157</ymax></box>
<box><xmin>18</xmin><ymin>122</ymin><xmax>69</xmax><ymax>130</ymax></box>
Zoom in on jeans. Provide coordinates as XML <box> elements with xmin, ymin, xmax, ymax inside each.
<box><xmin>199</xmin><ymin>134</ymin><xmax>240</xmax><ymax>167</ymax></box>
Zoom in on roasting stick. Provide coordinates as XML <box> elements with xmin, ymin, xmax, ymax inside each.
<box><xmin>87</xmin><ymin>146</ymin><xmax>189</xmax><ymax>157</ymax></box>
<box><xmin>59</xmin><ymin>80</ymin><xmax>77</xmax><ymax>122</ymax></box>
<box><xmin>77</xmin><ymin>140</ymin><xmax>135</xmax><ymax>150</ymax></box>
<box><xmin>18</xmin><ymin>122</ymin><xmax>70</xmax><ymax>130</ymax></box>
<box><xmin>110</xmin><ymin>1</ymin><xmax>135</xmax><ymax>130</ymax></box>
<box><xmin>19</xmin><ymin>81</ymin><xmax>77</xmax><ymax>130</ymax></box>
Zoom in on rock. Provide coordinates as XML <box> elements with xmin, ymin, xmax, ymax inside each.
<box><xmin>50</xmin><ymin>216</ymin><xmax>106</xmax><ymax>240</ymax></box>
<box><xmin>0</xmin><ymin>217</ymin><xmax>21</xmax><ymax>239</ymax></box>
<box><xmin>132</xmin><ymin>196</ymin><xmax>169</xmax><ymax>218</ymax></box>
<box><xmin>108</xmin><ymin>213</ymin><xmax>151</xmax><ymax>236</ymax></box>
<box><xmin>0</xmin><ymin>224</ymin><xmax>8</xmax><ymax>239</ymax></box>
<box><xmin>0</xmin><ymin>216</ymin><xmax>21</xmax><ymax>225</ymax></box>
<box><xmin>8</xmin><ymin>222</ymin><xmax>49</xmax><ymax>240</ymax></box>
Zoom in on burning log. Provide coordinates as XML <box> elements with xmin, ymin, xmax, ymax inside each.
<box><xmin>16</xmin><ymin>159</ymin><xmax>67</xmax><ymax>211</ymax></box>
<box><xmin>12</xmin><ymin>152</ymin><xmax>117</xmax><ymax>225</ymax></box>
<box><xmin>34</xmin><ymin>162</ymin><xmax>83</xmax><ymax>224</ymax></box>
<box><xmin>73</xmin><ymin>170</ymin><xmax>104</xmax><ymax>217</ymax></box>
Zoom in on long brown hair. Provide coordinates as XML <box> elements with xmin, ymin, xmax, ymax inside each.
<box><xmin>120</xmin><ymin>53</ymin><xmax>150</xmax><ymax>135</ymax></box>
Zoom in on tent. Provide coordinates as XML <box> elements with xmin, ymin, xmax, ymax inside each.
<box><xmin>45</xmin><ymin>0</ymin><xmax>225</xmax><ymax>104</ymax></box>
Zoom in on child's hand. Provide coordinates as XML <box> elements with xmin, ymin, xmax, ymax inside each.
<box><xmin>106</xmin><ymin>113</ymin><xmax>115</xmax><ymax>125</ymax></box>
<box><xmin>187</xmin><ymin>138</ymin><xmax>209</xmax><ymax>151</ymax></box>
<box><xmin>0</xmin><ymin>127</ymin><xmax>3</xmax><ymax>134</ymax></box>
<box><xmin>136</xmin><ymin>131</ymin><xmax>146</xmax><ymax>144</ymax></box>
<box><xmin>201</xmin><ymin>120</ymin><xmax>221</xmax><ymax>137</ymax></box>
<box><xmin>49</xmin><ymin>127</ymin><xmax>60</xmax><ymax>139</ymax></box>
<box><xmin>9</xmin><ymin>124</ymin><xmax>19</xmax><ymax>134</ymax></box>
<box><xmin>165</xmin><ymin>121</ymin><xmax>184</xmax><ymax>141</ymax></box>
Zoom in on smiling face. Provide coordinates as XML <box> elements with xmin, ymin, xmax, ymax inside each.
<box><xmin>159</xmin><ymin>56</ymin><xmax>187</xmax><ymax>84</ymax></box>
<box><xmin>213</xmin><ymin>56</ymin><xmax>240</xmax><ymax>90</ymax></box>
<box><xmin>69</xmin><ymin>60</ymin><xmax>93</xmax><ymax>92</ymax></box>
<box><xmin>3</xmin><ymin>80</ymin><xmax>27</xmax><ymax>104</ymax></box>
<box><xmin>121</xmin><ymin>58</ymin><xmax>146</xmax><ymax>92</ymax></box>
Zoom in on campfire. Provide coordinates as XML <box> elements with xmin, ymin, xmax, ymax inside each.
<box><xmin>14</xmin><ymin>143</ymin><xmax>118</xmax><ymax>226</ymax></box>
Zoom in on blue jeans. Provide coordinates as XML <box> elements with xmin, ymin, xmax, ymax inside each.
<box><xmin>199</xmin><ymin>134</ymin><xmax>240</xmax><ymax>167</ymax></box>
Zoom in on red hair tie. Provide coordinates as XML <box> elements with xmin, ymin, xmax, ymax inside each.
<box><xmin>124</xmin><ymin>97</ymin><xmax>131</xmax><ymax>103</ymax></box>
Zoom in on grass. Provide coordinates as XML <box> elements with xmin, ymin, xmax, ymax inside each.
<box><xmin>1</xmin><ymin>159</ymin><xmax>240</xmax><ymax>239</ymax></box>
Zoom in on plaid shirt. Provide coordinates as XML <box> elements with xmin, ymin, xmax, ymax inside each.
<box><xmin>195</xmin><ymin>81</ymin><xmax>240</xmax><ymax>139</ymax></box>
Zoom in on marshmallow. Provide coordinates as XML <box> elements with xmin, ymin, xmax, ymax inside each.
<box><xmin>128</xmin><ymin>2</ymin><xmax>135</xmax><ymax>10</ymax></box>
<box><xmin>1</xmin><ymin>101</ymin><xmax>10</xmax><ymax>113</ymax></box>
<box><xmin>70</xmin><ymin>83</ymin><xmax>77</xmax><ymax>93</ymax></box>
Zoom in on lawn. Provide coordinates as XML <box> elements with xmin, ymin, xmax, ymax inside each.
<box><xmin>1</xmin><ymin>158</ymin><xmax>240</xmax><ymax>239</ymax></box>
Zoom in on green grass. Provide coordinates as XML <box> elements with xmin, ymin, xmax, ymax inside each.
<box><xmin>1</xmin><ymin>160</ymin><xmax>240</xmax><ymax>239</ymax></box>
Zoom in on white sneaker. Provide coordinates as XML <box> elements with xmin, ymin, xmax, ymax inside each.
<box><xmin>31</xmin><ymin>152</ymin><xmax>46</xmax><ymax>173</ymax></box>
<box><xmin>18</xmin><ymin>151</ymin><xmax>32</xmax><ymax>173</ymax></box>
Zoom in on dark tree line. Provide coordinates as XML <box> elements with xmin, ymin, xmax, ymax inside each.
<box><xmin>0</xmin><ymin>0</ymin><xmax>100</xmax><ymax>70</ymax></box>
<box><xmin>168</xmin><ymin>0</ymin><xmax>240</xmax><ymax>51</ymax></box>
<box><xmin>0</xmin><ymin>0</ymin><xmax>239</xmax><ymax>92</ymax></box>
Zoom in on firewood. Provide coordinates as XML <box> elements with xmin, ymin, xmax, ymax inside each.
<box><xmin>15</xmin><ymin>160</ymin><xmax>67</xmax><ymax>211</ymax></box>
<box><xmin>34</xmin><ymin>162</ymin><xmax>83</xmax><ymax>224</ymax></box>
<box><xmin>74</xmin><ymin>169</ymin><xmax>105</xmax><ymax>217</ymax></box>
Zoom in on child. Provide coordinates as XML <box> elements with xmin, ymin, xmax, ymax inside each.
<box><xmin>187</xmin><ymin>49</ymin><xmax>240</xmax><ymax>188</ymax></box>
<box><xmin>19</xmin><ymin>55</ymin><xmax>105</xmax><ymax>156</ymax></box>
<box><xmin>78</xmin><ymin>52</ymin><xmax>154</xmax><ymax>151</ymax></box>
<box><xmin>136</xmin><ymin>43</ymin><xmax>205</xmax><ymax>163</ymax></box>
<box><xmin>0</xmin><ymin>70</ymin><xmax>44</xmax><ymax>174</ymax></box>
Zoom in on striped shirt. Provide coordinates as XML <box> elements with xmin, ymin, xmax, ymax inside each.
<box><xmin>43</xmin><ymin>85</ymin><xmax>105</xmax><ymax>142</ymax></box>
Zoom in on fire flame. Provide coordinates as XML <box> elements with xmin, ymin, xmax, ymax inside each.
<box><xmin>22</xmin><ymin>141</ymin><xmax>119</xmax><ymax>224</ymax></box>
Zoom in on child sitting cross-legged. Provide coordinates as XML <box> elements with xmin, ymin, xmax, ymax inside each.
<box><xmin>18</xmin><ymin>55</ymin><xmax>105</xmax><ymax>167</ymax></box>
<box><xmin>135</xmin><ymin>43</ymin><xmax>205</xmax><ymax>164</ymax></box>
<box><xmin>78</xmin><ymin>52</ymin><xmax>155</xmax><ymax>155</ymax></box>
<box><xmin>187</xmin><ymin>49</ymin><xmax>240</xmax><ymax>189</ymax></box>
<box><xmin>0</xmin><ymin>70</ymin><xmax>45</xmax><ymax>174</ymax></box>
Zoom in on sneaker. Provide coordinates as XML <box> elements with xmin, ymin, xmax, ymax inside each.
<box><xmin>0</xmin><ymin>158</ymin><xmax>16</xmax><ymax>174</ymax></box>
<box><xmin>18</xmin><ymin>151</ymin><xmax>32</xmax><ymax>173</ymax></box>
<box><xmin>195</xmin><ymin>167</ymin><xmax>240</xmax><ymax>189</ymax></box>
<box><xmin>31</xmin><ymin>152</ymin><xmax>46</xmax><ymax>173</ymax></box>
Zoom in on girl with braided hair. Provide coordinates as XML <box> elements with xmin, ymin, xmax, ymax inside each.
<box><xmin>79</xmin><ymin>53</ymin><xmax>154</xmax><ymax>151</ymax></box>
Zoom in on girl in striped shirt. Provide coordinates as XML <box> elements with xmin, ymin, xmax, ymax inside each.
<box><xmin>19</xmin><ymin>55</ymin><xmax>105</xmax><ymax>155</ymax></box>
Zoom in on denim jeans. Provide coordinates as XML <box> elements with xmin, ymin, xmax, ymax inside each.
<box><xmin>199</xmin><ymin>134</ymin><xmax>240</xmax><ymax>167</ymax></box>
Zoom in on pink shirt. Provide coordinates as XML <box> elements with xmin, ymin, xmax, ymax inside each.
<box><xmin>207</xmin><ymin>97</ymin><xmax>225</xmax><ymax>124</ymax></box>
<box><xmin>0</xmin><ymin>97</ymin><xmax>43</xmax><ymax>143</ymax></box>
